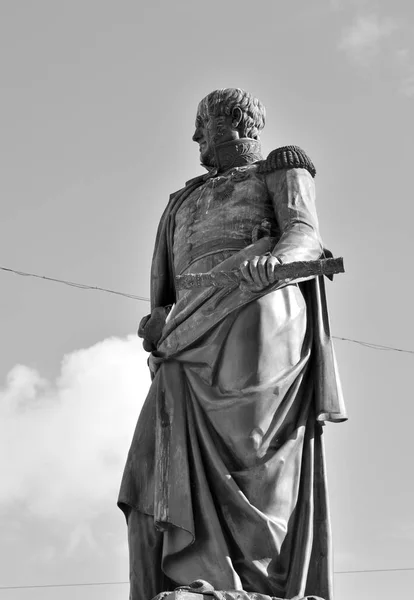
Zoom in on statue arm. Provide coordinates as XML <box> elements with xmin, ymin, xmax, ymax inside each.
<box><xmin>239</xmin><ymin>167</ymin><xmax>324</xmax><ymax>291</ymax></box>
<box><xmin>266</xmin><ymin>167</ymin><xmax>323</xmax><ymax>263</ymax></box>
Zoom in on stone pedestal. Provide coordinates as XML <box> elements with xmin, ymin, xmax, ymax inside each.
<box><xmin>164</xmin><ymin>593</ymin><xmax>209</xmax><ymax>600</ymax></box>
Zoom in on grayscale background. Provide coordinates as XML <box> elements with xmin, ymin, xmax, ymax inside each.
<box><xmin>1</xmin><ymin>1</ymin><xmax>413</xmax><ymax>599</ymax></box>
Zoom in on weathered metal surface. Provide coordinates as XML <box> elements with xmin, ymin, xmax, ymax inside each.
<box><xmin>120</xmin><ymin>88</ymin><xmax>345</xmax><ymax>600</ymax></box>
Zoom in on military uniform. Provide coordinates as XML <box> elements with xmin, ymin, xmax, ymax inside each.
<box><xmin>119</xmin><ymin>139</ymin><xmax>346</xmax><ymax>600</ymax></box>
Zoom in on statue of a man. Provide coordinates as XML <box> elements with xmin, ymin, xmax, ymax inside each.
<box><xmin>118</xmin><ymin>88</ymin><xmax>346</xmax><ymax>600</ymax></box>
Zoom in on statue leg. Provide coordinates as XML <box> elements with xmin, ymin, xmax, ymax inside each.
<box><xmin>127</xmin><ymin>508</ymin><xmax>176</xmax><ymax>599</ymax></box>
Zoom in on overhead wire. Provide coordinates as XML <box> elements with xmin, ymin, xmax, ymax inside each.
<box><xmin>1</xmin><ymin>567</ymin><xmax>414</xmax><ymax>590</ymax></box>
<box><xmin>332</xmin><ymin>336</ymin><xmax>414</xmax><ymax>355</ymax></box>
<box><xmin>2</xmin><ymin>265</ymin><xmax>414</xmax><ymax>356</ymax></box>
<box><xmin>0</xmin><ymin>266</ymin><xmax>149</xmax><ymax>302</ymax></box>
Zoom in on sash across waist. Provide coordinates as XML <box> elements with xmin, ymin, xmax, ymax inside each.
<box><xmin>175</xmin><ymin>238</ymin><xmax>250</xmax><ymax>275</ymax></box>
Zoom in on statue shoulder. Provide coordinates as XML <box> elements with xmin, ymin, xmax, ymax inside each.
<box><xmin>257</xmin><ymin>145</ymin><xmax>316</xmax><ymax>178</ymax></box>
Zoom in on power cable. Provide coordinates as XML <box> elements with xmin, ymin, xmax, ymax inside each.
<box><xmin>1</xmin><ymin>567</ymin><xmax>414</xmax><ymax>590</ymax></box>
<box><xmin>332</xmin><ymin>336</ymin><xmax>414</xmax><ymax>355</ymax></box>
<box><xmin>336</xmin><ymin>567</ymin><xmax>414</xmax><ymax>575</ymax></box>
<box><xmin>0</xmin><ymin>266</ymin><xmax>148</xmax><ymax>302</ymax></box>
<box><xmin>0</xmin><ymin>581</ymin><xmax>128</xmax><ymax>590</ymax></box>
<box><xmin>2</xmin><ymin>265</ymin><xmax>414</xmax><ymax>356</ymax></box>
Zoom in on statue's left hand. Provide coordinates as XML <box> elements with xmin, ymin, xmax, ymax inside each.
<box><xmin>137</xmin><ymin>306</ymin><xmax>172</xmax><ymax>352</ymax></box>
<box><xmin>239</xmin><ymin>254</ymin><xmax>281</xmax><ymax>292</ymax></box>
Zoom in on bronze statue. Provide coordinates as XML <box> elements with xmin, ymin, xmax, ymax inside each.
<box><xmin>118</xmin><ymin>88</ymin><xmax>346</xmax><ymax>600</ymax></box>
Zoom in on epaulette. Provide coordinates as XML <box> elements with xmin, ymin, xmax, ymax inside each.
<box><xmin>257</xmin><ymin>145</ymin><xmax>316</xmax><ymax>178</ymax></box>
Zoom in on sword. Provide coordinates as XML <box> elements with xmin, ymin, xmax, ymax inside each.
<box><xmin>175</xmin><ymin>257</ymin><xmax>344</xmax><ymax>289</ymax></box>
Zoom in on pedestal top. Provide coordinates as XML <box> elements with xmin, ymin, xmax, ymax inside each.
<box><xmin>165</xmin><ymin>592</ymin><xmax>210</xmax><ymax>600</ymax></box>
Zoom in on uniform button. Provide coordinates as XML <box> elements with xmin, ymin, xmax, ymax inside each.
<box><xmin>186</xmin><ymin>242</ymin><xmax>193</xmax><ymax>251</ymax></box>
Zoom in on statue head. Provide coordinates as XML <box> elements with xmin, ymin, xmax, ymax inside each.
<box><xmin>192</xmin><ymin>88</ymin><xmax>266</xmax><ymax>168</ymax></box>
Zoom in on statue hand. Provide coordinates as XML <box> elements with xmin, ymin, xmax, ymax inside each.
<box><xmin>239</xmin><ymin>254</ymin><xmax>281</xmax><ymax>292</ymax></box>
<box><xmin>137</xmin><ymin>306</ymin><xmax>172</xmax><ymax>352</ymax></box>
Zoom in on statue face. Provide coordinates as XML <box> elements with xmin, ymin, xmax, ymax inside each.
<box><xmin>192</xmin><ymin>105</ymin><xmax>238</xmax><ymax>167</ymax></box>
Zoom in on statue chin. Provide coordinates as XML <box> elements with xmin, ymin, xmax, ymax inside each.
<box><xmin>200</xmin><ymin>155</ymin><xmax>215</xmax><ymax>169</ymax></box>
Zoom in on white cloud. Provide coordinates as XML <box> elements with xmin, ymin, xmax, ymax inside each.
<box><xmin>338</xmin><ymin>13</ymin><xmax>397</xmax><ymax>66</ymax></box>
<box><xmin>335</xmin><ymin>8</ymin><xmax>414</xmax><ymax>98</ymax></box>
<box><xmin>0</xmin><ymin>335</ymin><xmax>150</xmax><ymax>525</ymax></box>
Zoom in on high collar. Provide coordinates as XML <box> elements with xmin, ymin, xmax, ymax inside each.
<box><xmin>202</xmin><ymin>138</ymin><xmax>263</xmax><ymax>175</ymax></box>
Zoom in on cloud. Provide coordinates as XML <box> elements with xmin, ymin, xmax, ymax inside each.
<box><xmin>335</xmin><ymin>9</ymin><xmax>414</xmax><ymax>96</ymax></box>
<box><xmin>0</xmin><ymin>335</ymin><xmax>150</xmax><ymax>525</ymax></box>
<box><xmin>338</xmin><ymin>13</ymin><xmax>397</xmax><ymax>66</ymax></box>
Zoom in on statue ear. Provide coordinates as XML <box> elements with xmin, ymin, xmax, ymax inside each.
<box><xmin>231</xmin><ymin>106</ymin><xmax>242</xmax><ymax>129</ymax></box>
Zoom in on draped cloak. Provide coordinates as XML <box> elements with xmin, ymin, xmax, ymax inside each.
<box><xmin>118</xmin><ymin>160</ymin><xmax>346</xmax><ymax>600</ymax></box>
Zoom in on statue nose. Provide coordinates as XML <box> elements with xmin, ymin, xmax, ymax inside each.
<box><xmin>192</xmin><ymin>127</ymin><xmax>202</xmax><ymax>142</ymax></box>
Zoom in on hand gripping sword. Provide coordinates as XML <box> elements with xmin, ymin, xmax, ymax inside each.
<box><xmin>175</xmin><ymin>257</ymin><xmax>344</xmax><ymax>290</ymax></box>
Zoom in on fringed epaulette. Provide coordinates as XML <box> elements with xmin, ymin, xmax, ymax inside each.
<box><xmin>257</xmin><ymin>145</ymin><xmax>316</xmax><ymax>178</ymax></box>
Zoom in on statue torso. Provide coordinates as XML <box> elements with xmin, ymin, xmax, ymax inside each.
<box><xmin>173</xmin><ymin>164</ymin><xmax>280</xmax><ymax>276</ymax></box>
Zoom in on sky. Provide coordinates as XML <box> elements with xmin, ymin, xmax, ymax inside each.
<box><xmin>0</xmin><ymin>0</ymin><xmax>414</xmax><ymax>599</ymax></box>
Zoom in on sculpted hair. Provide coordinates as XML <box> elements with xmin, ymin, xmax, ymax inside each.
<box><xmin>199</xmin><ymin>88</ymin><xmax>266</xmax><ymax>140</ymax></box>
